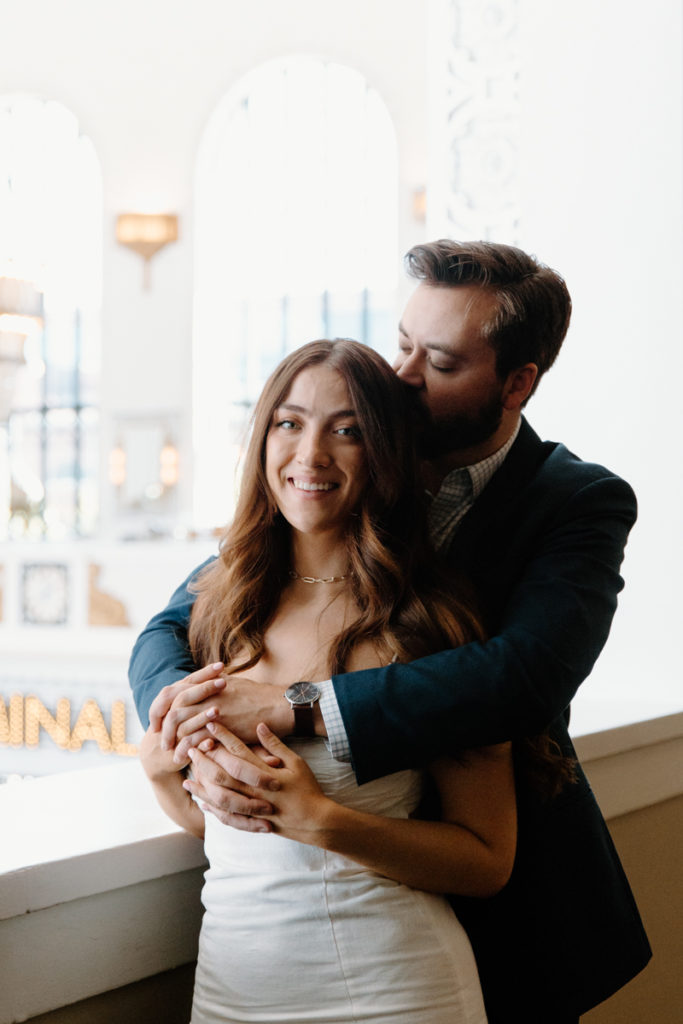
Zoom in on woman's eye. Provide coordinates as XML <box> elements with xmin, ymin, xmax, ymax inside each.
<box><xmin>335</xmin><ymin>425</ymin><xmax>362</xmax><ymax>438</ymax></box>
<box><xmin>276</xmin><ymin>418</ymin><xmax>298</xmax><ymax>430</ymax></box>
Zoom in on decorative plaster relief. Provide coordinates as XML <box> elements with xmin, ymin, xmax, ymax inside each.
<box><xmin>428</xmin><ymin>0</ymin><xmax>521</xmax><ymax>242</ymax></box>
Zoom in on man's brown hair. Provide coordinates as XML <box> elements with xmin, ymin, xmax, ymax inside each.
<box><xmin>405</xmin><ymin>239</ymin><xmax>572</xmax><ymax>398</ymax></box>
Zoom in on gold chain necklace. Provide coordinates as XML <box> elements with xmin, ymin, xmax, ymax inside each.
<box><xmin>289</xmin><ymin>569</ymin><xmax>351</xmax><ymax>584</ymax></box>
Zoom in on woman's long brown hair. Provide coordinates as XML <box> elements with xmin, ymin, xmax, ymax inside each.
<box><xmin>189</xmin><ymin>338</ymin><xmax>575</xmax><ymax>799</ymax></box>
<box><xmin>189</xmin><ymin>339</ymin><xmax>480</xmax><ymax>671</ymax></box>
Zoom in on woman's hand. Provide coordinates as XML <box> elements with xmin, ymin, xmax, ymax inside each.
<box><xmin>149</xmin><ymin>668</ymin><xmax>228</xmax><ymax>759</ymax></box>
<box><xmin>139</xmin><ymin>723</ymin><xmax>210</xmax><ymax>840</ymax></box>
<box><xmin>184</xmin><ymin>721</ymin><xmax>332</xmax><ymax>842</ymax></box>
<box><xmin>140</xmin><ymin>724</ymin><xmax>182</xmax><ymax>781</ymax></box>
<box><xmin>147</xmin><ymin>663</ymin><xmax>226</xmax><ymax>744</ymax></box>
<box><xmin>140</xmin><ymin>715</ymin><xmax>218</xmax><ymax>780</ymax></box>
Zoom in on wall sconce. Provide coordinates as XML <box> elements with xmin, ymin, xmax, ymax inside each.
<box><xmin>108</xmin><ymin>441</ymin><xmax>126</xmax><ymax>487</ymax></box>
<box><xmin>115</xmin><ymin>213</ymin><xmax>179</xmax><ymax>288</ymax></box>
<box><xmin>412</xmin><ymin>186</ymin><xmax>427</xmax><ymax>224</ymax></box>
<box><xmin>0</xmin><ymin>275</ymin><xmax>44</xmax><ymax>346</ymax></box>
<box><xmin>0</xmin><ymin>275</ymin><xmax>44</xmax><ymax>420</ymax></box>
<box><xmin>159</xmin><ymin>437</ymin><xmax>180</xmax><ymax>488</ymax></box>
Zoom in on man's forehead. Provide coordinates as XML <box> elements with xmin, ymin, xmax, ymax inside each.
<box><xmin>400</xmin><ymin>282</ymin><xmax>497</xmax><ymax>341</ymax></box>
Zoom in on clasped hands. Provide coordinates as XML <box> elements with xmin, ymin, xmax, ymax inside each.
<box><xmin>143</xmin><ymin>664</ymin><xmax>326</xmax><ymax>836</ymax></box>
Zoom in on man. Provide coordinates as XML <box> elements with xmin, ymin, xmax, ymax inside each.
<box><xmin>129</xmin><ymin>240</ymin><xmax>650</xmax><ymax>1021</ymax></box>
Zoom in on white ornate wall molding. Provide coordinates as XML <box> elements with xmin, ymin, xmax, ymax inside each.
<box><xmin>427</xmin><ymin>0</ymin><xmax>522</xmax><ymax>242</ymax></box>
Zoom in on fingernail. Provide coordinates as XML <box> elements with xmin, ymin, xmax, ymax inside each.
<box><xmin>206</xmin><ymin>707</ymin><xmax>218</xmax><ymax>719</ymax></box>
<box><xmin>207</xmin><ymin>722</ymin><xmax>217</xmax><ymax>734</ymax></box>
<box><xmin>211</xmin><ymin>662</ymin><xmax>224</xmax><ymax>670</ymax></box>
<box><xmin>182</xmin><ymin>780</ymin><xmax>191</xmax><ymax>791</ymax></box>
<box><xmin>188</xmin><ymin>748</ymin><xmax>197</xmax><ymax>760</ymax></box>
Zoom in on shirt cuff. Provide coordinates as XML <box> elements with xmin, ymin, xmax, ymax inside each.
<box><xmin>318</xmin><ymin>679</ymin><xmax>351</xmax><ymax>762</ymax></box>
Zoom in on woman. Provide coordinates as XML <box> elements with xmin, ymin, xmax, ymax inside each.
<box><xmin>141</xmin><ymin>339</ymin><xmax>523</xmax><ymax>1023</ymax></box>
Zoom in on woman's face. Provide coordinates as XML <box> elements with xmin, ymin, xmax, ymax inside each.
<box><xmin>265</xmin><ymin>364</ymin><xmax>368</xmax><ymax>540</ymax></box>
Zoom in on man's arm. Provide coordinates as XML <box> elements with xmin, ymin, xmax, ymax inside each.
<box><xmin>333</xmin><ymin>469</ymin><xmax>637</xmax><ymax>784</ymax></box>
<box><xmin>130</xmin><ymin>462</ymin><xmax>636</xmax><ymax>792</ymax></box>
<box><xmin>128</xmin><ymin>557</ymin><xmax>216</xmax><ymax>726</ymax></box>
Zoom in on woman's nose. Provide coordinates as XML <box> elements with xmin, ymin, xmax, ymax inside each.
<box><xmin>295</xmin><ymin>430</ymin><xmax>331</xmax><ymax>467</ymax></box>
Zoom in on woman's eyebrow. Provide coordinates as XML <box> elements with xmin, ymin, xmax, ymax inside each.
<box><xmin>278</xmin><ymin>402</ymin><xmax>358</xmax><ymax>419</ymax></box>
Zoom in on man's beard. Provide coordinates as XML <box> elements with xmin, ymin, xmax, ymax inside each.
<box><xmin>416</xmin><ymin>389</ymin><xmax>505</xmax><ymax>460</ymax></box>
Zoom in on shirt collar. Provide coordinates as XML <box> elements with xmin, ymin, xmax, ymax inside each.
<box><xmin>438</xmin><ymin>417</ymin><xmax>521</xmax><ymax>500</ymax></box>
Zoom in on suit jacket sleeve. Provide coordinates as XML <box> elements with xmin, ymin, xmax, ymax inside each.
<box><xmin>128</xmin><ymin>556</ymin><xmax>216</xmax><ymax>726</ymax></box>
<box><xmin>332</xmin><ymin>448</ymin><xmax>637</xmax><ymax>784</ymax></box>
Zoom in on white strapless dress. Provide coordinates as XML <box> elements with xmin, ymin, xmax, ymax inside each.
<box><xmin>190</xmin><ymin>738</ymin><xmax>487</xmax><ymax>1024</ymax></box>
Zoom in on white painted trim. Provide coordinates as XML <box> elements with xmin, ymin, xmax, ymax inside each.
<box><xmin>573</xmin><ymin>711</ymin><xmax>683</xmax><ymax>819</ymax></box>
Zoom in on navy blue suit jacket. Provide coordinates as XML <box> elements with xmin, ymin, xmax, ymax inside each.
<box><xmin>129</xmin><ymin>418</ymin><xmax>651</xmax><ymax>1020</ymax></box>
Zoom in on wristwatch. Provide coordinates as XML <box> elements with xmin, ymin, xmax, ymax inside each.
<box><xmin>284</xmin><ymin>681</ymin><xmax>321</xmax><ymax>737</ymax></box>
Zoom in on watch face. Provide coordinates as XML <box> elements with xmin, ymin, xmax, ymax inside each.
<box><xmin>286</xmin><ymin>682</ymin><xmax>321</xmax><ymax>705</ymax></box>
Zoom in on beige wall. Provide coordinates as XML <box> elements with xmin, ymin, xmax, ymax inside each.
<box><xmin>23</xmin><ymin>966</ymin><xmax>195</xmax><ymax>1024</ymax></box>
<box><xmin>583</xmin><ymin>795</ymin><xmax>683</xmax><ymax>1024</ymax></box>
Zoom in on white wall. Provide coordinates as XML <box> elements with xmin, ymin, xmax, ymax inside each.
<box><xmin>516</xmin><ymin>0</ymin><xmax>683</xmax><ymax>716</ymax></box>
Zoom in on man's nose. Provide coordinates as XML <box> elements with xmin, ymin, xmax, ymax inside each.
<box><xmin>296</xmin><ymin>429</ymin><xmax>331</xmax><ymax>466</ymax></box>
<box><xmin>394</xmin><ymin>351</ymin><xmax>425</xmax><ymax>388</ymax></box>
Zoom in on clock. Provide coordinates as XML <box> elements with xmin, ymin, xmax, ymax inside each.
<box><xmin>22</xmin><ymin>563</ymin><xmax>69</xmax><ymax>625</ymax></box>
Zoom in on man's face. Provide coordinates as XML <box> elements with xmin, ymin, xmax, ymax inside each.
<box><xmin>394</xmin><ymin>282</ymin><xmax>505</xmax><ymax>459</ymax></box>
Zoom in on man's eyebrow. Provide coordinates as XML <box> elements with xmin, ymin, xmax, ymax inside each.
<box><xmin>397</xmin><ymin>327</ymin><xmax>457</xmax><ymax>358</ymax></box>
<box><xmin>398</xmin><ymin>322</ymin><xmax>458</xmax><ymax>356</ymax></box>
<box><xmin>425</xmin><ymin>342</ymin><xmax>457</xmax><ymax>356</ymax></box>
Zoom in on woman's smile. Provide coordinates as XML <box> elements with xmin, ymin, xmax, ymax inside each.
<box><xmin>289</xmin><ymin>477</ymin><xmax>339</xmax><ymax>493</ymax></box>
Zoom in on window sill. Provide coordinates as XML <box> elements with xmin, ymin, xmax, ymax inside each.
<box><xmin>0</xmin><ymin>762</ymin><xmax>207</xmax><ymax>1024</ymax></box>
<box><xmin>1</xmin><ymin>710</ymin><xmax>682</xmax><ymax>1023</ymax></box>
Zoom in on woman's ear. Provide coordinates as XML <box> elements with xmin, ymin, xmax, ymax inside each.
<box><xmin>502</xmin><ymin>363</ymin><xmax>538</xmax><ymax>410</ymax></box>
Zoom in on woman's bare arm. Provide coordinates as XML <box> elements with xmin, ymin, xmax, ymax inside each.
<box><xmin>139</xmin><ymin>726</ymin><xmax>206</xmax><ymax>839</ymax></box>
<box><xmin>185</xmin><ymin>722</ymin><xmax>517</xmax><ymax>897</ymax></box>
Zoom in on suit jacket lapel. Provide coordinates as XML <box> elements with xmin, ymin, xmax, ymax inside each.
<box><xmin>447</xmin><ymin>418</ymin><xmax>549</xmax><ymax>561</ymax></box>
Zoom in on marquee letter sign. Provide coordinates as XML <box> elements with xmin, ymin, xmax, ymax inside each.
<box><xmin>0</xmin><ymin>694</ymin><xmax>139</xmax><ymax>756</ymax></box>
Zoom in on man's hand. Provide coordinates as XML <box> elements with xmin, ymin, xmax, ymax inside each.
<box><xmin>169</xmin><ymin>675</ymin><xmax>295</xmax><ymax>756</ymax></box>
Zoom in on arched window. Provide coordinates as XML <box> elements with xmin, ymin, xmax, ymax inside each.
<box><xmin>193</xmin><ymin>57</ymin><xmax>398</xmax><ymax>528</ymax></box>
<box><xmin>0</xmin><ymin>96</ymin><xmax>102</xmax><ymax>539</ymax></box>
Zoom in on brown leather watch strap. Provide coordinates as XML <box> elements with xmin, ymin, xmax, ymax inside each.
<box><xmin>292</xmin><ymin>704</ymin><xmax>316</xmax><ymax>737</ymax></box>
